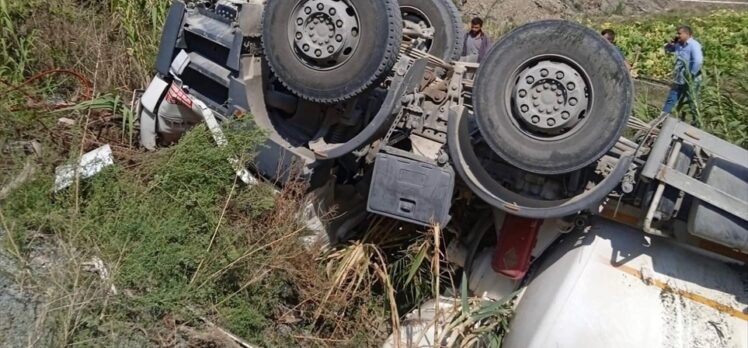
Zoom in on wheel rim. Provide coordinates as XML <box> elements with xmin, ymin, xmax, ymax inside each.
<box><xmin>507</xmin><ymin>56</ymin><xmax>592</xmax><ymax>141</ymax></box>
<box><xmin>288</xmin><ymin>0</ymin><xmax>361</xmax><ymax>71</ymax></box>
<box><xmin>401</xmin><ymin>6</ymin><xmax>435</xmax><ymax>53</ymax></box>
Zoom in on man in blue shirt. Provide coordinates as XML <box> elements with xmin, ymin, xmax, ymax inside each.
<box><xmin>662</xmin><ymin>25</ymin><xmax>704</xmax><ymax>126</ymax></box>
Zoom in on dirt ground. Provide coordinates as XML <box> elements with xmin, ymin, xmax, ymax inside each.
<box><xmin>457</xmin><ymin>0</ymin><xmax>733</xmax><ymax>31</ymax></box>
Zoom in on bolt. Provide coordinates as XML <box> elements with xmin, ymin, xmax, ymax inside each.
<box><xmin>336</xmin><ymin>34</ymin><xmax>343</xmax><ymax>42</ymax></box>
<box><xmin>551</xmin><ymin>85</ymin><xmax>557</xmax><ymax>91</ymax></box>
<box><xmin>305</xmin><ymin>6</ymin><xmax>312</xmax><ymax>14</ymax></box>
<box><xmin>313</xmin><ymin>18</ymin><xmax>319</xmax><ymax>24</ymax></box>
<box><xmin>547</xmin><ymin>118</ymin><xmax>556</xmax><ymax>126</ymax></box>
<box><xmin>556</xmin><ymin>71</ymin><xmax>564</xmax><ymax>80</ymax></box>
<box><xmin>519</xmin><ymin>89</ymin><xmax>527</xmax><ymax>98</ymax></box>
<box><xmin>567</xmin><ymin>82</ymin><xmax>575</xmax><ymax>91</ymax></box>
<box><xmin>533</xmin><ymin>101</ymin><xmax>540</xmax><ymax>107</ymax></box>
<box><xmin>531</xmin><ymin>116</ymin><xmax>540</xmax><ymax>124</ymax></box>
<box><xmin>532</xmin><ymin>94</ymin><xmax>538</xmax><ymax>100</ymax></box>
<box><xmin>536</xmin><ymin>87</ymin><xmax>542</xmax><ymax>93</ymax></box>
<box><xmin>541</xmin><ymin>69</ymin><xmax>549</xmax><ymax>77</ymax></box>
<box><xmin>557</xmin><ymin>98</ymin><xmax>564</xmax><ymax>104</ymax></box>
<box><xmin>554</xmin><ymin>105</ymin><xmax>560</xmax><ymax>111</ymax></box>
<box><xmin>526</xmin><ymin>76</ymin><xmax>535</xmax><ymax>84</ymax></box>
<box><xmin>556</xmin><ymin>90</ymin><xmax>563</xmax><ymax>96</ymax></box>
<box><xmin>561</xmin><ymin>111</ymin><xmax>570</xmax><ymax>120</ymax></box>
<box><xmin>521</xmin><ymin>105</ymin><xmax>529</xmax><ymax>112</ymax></box>
<box><xmin>336</xmin><ymin>20</ymin><xmax>343</xmax><ymax>28</ymax></box>
<box><xmin>303</xmin><ymin>44</ymin><xmax>310</xmax><ymax>51</ymax></box>
<box><xmin>569</xmin><ymin>98</ymin><xmax>577</xmax><ymax>106</ymax></box>
<box><xmin>317</xmin><ymin>3</ymin><xmax>324</xmax><ymax>10</ymax></box>
<box><xmin>546</xmin><ymin>109</ymin><xmax>553</xmax><ymax>115</ymax></box>
<box><xmin>329</xmin><ymin>8</ymin><xmax>336</xmax><ymax>15</ymax></box>
<box><xmin>543</xmin><ymin>83</ymin><xmax>550</xmax><ymax>90</ymax></box>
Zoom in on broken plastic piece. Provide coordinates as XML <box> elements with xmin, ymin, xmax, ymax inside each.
<box><xmin>54</xmin><ymin>145</ymin><xmax>114</xmax><ymax>192</ymax></box>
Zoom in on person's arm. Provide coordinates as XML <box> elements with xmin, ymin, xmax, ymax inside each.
<box><xmin>664</xmin><ymin>41</ymin><xmax>676</xmax><ymax>54</ymax></box>
<box><xmin>691</xmin><ymin>43</ymin><xmax>704</xmax><ymax>76</ymax></box>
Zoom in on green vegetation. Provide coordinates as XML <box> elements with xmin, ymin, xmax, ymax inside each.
<box><xmin>2</xmin><ymin>0</ymin><xmax>744</xmax><ymax>346</ymax></box>
<box><xmin>597</xmin><ymin>10</ymin><xmax>748</xmax><ymax>147</ymax></box>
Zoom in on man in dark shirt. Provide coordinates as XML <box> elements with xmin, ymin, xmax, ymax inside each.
<box><xmin>601</xmin><ymin>29</ymin><xmax>631</xmax><ymax>70</ymax></box>
<box><xmin>462</xmin><ymin>17</ymin><xmax>491</xmax><ymax>63</ymax></box>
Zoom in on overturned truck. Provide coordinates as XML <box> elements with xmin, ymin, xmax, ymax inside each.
<box><xmin>138</xmin><ymin>0</ymin><xmax>748</xmax><ymax>345</ymax></box>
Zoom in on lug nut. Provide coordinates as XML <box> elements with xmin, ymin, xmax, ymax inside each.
<box><xmin>297</xmin><ymin>18</ymin><xmax>304</xmax><ymax>26</ymax></box>
<box><xmin>335</xmin><ymin>34</ymin><xmax>343</xmax><ymax>42</ymax></box>
<box><xmin>536</xmin><ymin>87</ymin><xmax>542</xmax><ymax>93</ymax></box>
<box><xmin>567</xmin><ymin>82</ymin><xmax>575</xmax><ymax>91</ymax></box>
<box><xmin>303</xmin><ymin>44</ymin><xmax>310</xmax><ymax>51</ymax></box>
<box><xmin>546</xmin><ymin>109</ymin><xmax>553</xmax><ymax>115</ymax></box>
<box><xmin>336</xmin><ymin>20</ymin><xmax>343</xmax><ymax>28</ymax></box>
<box><xmin>329</xmin><ymin>8</ymin><xmax>336</xmax><ymax>15</ymax></box>
<box><xmin>296</xmin><ymin>32</ymin><xmax>303</xmax><ymax>40</ymax></box>
<box><xmin>533</xmin><ymin>101</ymin><xmax>540</xmax><ymax>107</ymax></box>
<box><xmin>315</xmin><ymin>49</ymin><xmax>322</xmax><ymax>56</ymax></box>
<box><xmin>317</xmin><ymin>3</ymin><xmax>324</xmax><ymax>10</ymax></box>
<box><xmin>554</xmin><ymin>105</ymin><xmax>560</xmax><ymax>111</ymax></box>
<box><xmin>328</xmin><ymin>46</ymin><xmax>335</xmax><ymax>53</ymax></box>
<box><xmin>541</xmin><ymin>69</ymin><xmax>549</xmax><ymax>77</ymax></box>
<box><xmin>526</xmin><ymin>76</ymin><xmax>535</xmax><ymax>84</ymax></box>
<box><xmin>569</xmin><ymin>98</ymin><xmax>577</xmax><ymax>106</ymax></box>
<box><xmin>543</xmin><ymin>83</ymin><xmax>550</xmax><ymax>90</ymax></box>
<box><xmin>556</xmin><ymin>90</ymin><xmax>563</xmax><ymax>96</ymax></box>
<box><xmin>305</xmin><ymin>6</ymin><xmax>312</xmax><ymax>14</ymax></box>
<box><xmin>556</xmin><ymin>72</ymin><xmax>564</xmax><ymax>80</ymax></box>
<box><xmin>519</xmin><ymin>89</ymin><xmax>527</xmax><ymax>98</ymax></box>
<box><xmin>531</xmin><ymin>116</ymin><xmax>540</xmax><ymax>124</ymax></box>
<box><xmin>561</xmin><ymin>111</ymin><xmax>570</xmax><ymax>120</ymax></box>
<box><xmin>557</xmin><ymin>98</ymin><xmax>564</xmax><ymax>104</ymax></box>
<box><xmin>521</xmin><ymin>105</ymin><xmax>529</xmax><ymax>112</ymax></box>
<box><xmin>548</xmin><ymin>118</ymin><xmax>556</xmax><ymax>126</ymax></box>
<box><xmin>551</xmin><ymin>85</ymin><xmax>557</xmax><ymax>91</ymax></box>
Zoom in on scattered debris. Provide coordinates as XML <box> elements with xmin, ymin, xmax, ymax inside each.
<box><xmin>81</xmin><ymin>257</ymin><xmax>117</xmax><ymax>295</ymax></box>
<box><xmin>54</xmin><ymin>144</ymin><xmax>114</xmax><ymax>192</ymax></box>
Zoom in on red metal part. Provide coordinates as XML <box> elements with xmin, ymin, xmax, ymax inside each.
<box><xmin>491</xmin><ymin>215</ymin><xmax>543</xmax><ymax>280</ymax></box>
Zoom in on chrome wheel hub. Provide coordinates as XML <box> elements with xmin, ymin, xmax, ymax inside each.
<box><xmin>289</xmin><ymin>0</ymin><xmax>361</xmax><ymax>70</ymax></box>
<box><xmin>512</xmin><ymin>60</ymin><xmax>589</xmax><ymax>135</ymax></box>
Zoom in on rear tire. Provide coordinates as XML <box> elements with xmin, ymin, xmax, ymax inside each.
<box><xmin>473</xmin><ymin>20</ymin><xmax>632</xmax><ymax>175</ymax></box>
<box><xmin>400</xmin><ymin>0</ymin><xmax>464</xmax><ymax>61</ymax></box>
<box><xmin>262</xmin><ymin>0</ymin><xmax>402</xmax><ymax>104</ymax></box>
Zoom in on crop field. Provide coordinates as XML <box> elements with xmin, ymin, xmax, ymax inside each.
<box><xmin>596</xmin><ymin>10</ymin><xmax>748</xmax><ymax>147</ymax></box>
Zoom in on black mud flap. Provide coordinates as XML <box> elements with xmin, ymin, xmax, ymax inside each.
<box><xmin>367</xmin><ymin>151</ymin><xmax>454</xmax><ymax>227</ymax></box>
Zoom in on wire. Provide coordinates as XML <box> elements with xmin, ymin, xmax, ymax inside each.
<box><xmin>0</xmin><ymin>69</ymin><xmax>93</xmax><ymax>111</ymax></box>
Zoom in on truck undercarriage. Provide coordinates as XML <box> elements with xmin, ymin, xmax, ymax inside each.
<box><xmin>137</xmin><ymin>0</ymin><xmax>748</xmax><ymax>345</ymax></box>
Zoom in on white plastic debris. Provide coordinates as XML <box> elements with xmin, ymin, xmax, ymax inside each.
<box><xmin>54</xmin><ymin>145</ymin><xmax>114</xmax><ymax>192</ymax></box>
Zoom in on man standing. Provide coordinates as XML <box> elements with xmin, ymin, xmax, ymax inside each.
<box><xmin>662</xmin><ymin>25</ymin><xmax>704</xmax><ymax>126</ymax></box>
<box><xmin>462</xmin><ymin>17</ymin><xmax>491</xmax><ymax>63</ymax></box>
